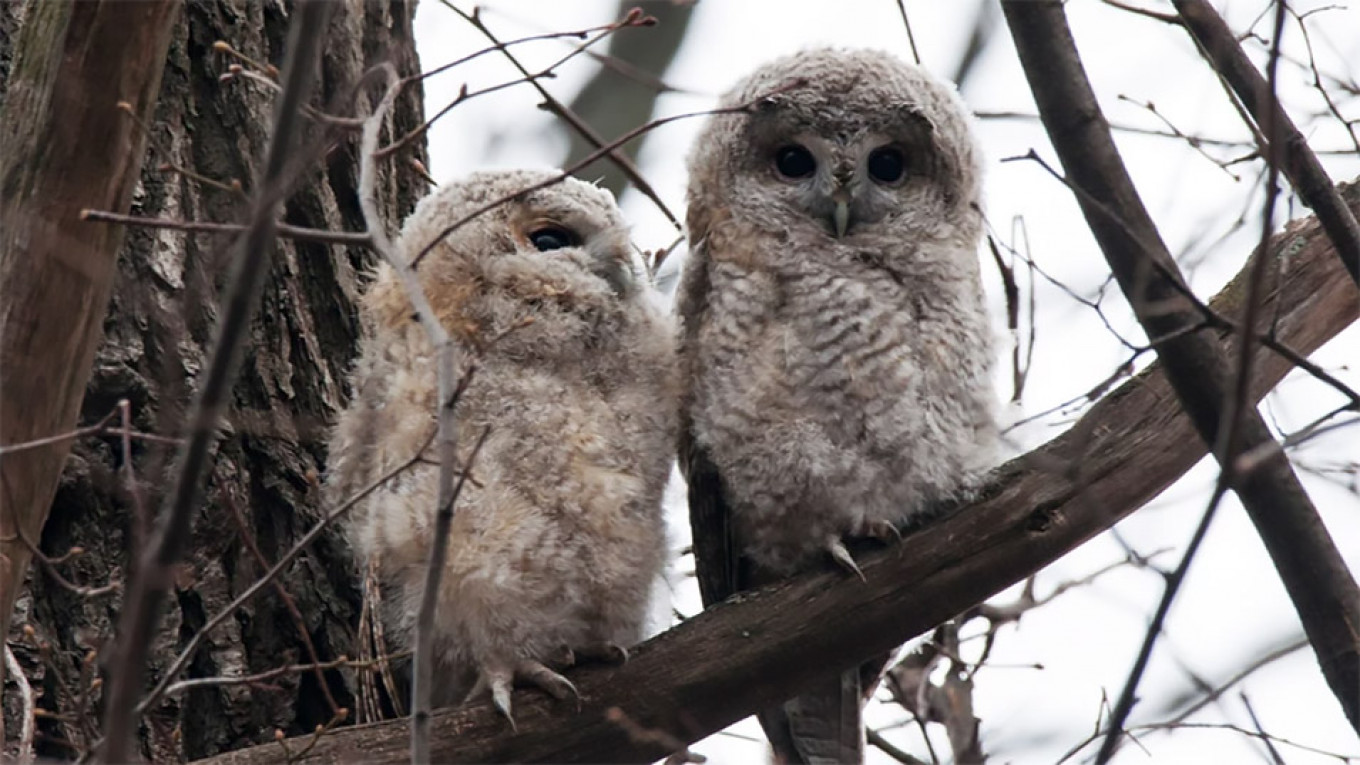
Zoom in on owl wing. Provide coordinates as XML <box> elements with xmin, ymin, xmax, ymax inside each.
<box><xmin>680</xmin><ymin>428</ymin><xmax>740</xmax><ymax>607</ymax></box>
<box><xmin>675</xmin><ymin>235</ymin><xmax>742</xmax><ymax>608</ymax></box>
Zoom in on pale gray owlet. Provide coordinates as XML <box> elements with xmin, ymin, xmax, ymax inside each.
<box><xmin>327</xmin><ymin>170</ymin><xmax>678</xmax><ymax>720</ymax></box>
<box><xmin>678</xmin><ymin>49</ymin><xmax>997</xmax><ymax>763</ymax></box>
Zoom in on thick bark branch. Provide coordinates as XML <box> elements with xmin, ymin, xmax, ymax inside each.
<box><xmin>0</xmin><ymin>0</ymin><xmax>179</xmax><ymax>677</ymax></box>
<box><xmin>1002</xmin><ymin>0</ymin><xmax>1359</xmax><ymax>735</ymax></box>
<box><xmin>194</xmin><ymin>179</ymin><xmax>1360</xmax><ymax>764</ymax></box>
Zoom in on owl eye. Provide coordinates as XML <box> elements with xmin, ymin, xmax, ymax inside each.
<box><xmin>774</xmin><ymin>145</ymin><xmax>817</xmax><ymax>179</ymax></box>
<box><xmin>867</xmin><ymin>147</ymin><xmax>906</xmax><ymax>184</ymax></box>
<box><xmin>529</xmin><ymin>226</ymin><xmax>576</xmax><ymax>252</ymax></box>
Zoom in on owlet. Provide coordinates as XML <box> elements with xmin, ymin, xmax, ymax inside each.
<box><xmin>678</xmin><ymin>48</ymin><xmax>997</xmax><ymax>763</ymax></box>
<box><xmin>328</xmin><ymin>169</ymin><xmax>678</xmax><ymax>720</ymax></box>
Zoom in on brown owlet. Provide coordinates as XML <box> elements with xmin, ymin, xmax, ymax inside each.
<box><xmin>327</xmin><ymin>169</ymin><xmax>678</xmax><ymax>720</ymax></box>
<box><xmin>677</xmin><ymin>49</ymin><xmax>996</xmax><ymax>763</ymax></box>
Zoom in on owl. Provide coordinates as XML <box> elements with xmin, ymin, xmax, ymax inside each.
<box><xmin>327</xmin><ymin>169</ymin><xmax>678</xmax><ymax>721</ymax></box>
<box><xmin>677</xmin><ymin>49</ymin><xmax>996</xmax><ymax>763</ymax></box>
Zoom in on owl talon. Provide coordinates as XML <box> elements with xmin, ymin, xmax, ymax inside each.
<box><xmin>517</xmin><ymin>659</ymin><xmax>580</xmax><ymax>709</ymax></box>
<box><xmin>548</xmin><ymin>644</ymin><xmax>576</xmax><ymax>669</ymax></box>
<box><xmin>828</xmin><ymin>540</ymin><xmax>866</xmax><ymax>581</ymax></box>
<box><xmin>573</xmin><ymin>642</ymin><xmax>629</xmax><ymax>665</ymax></box>
<box><xmin>464</xmin><ymin>666</ymin><xmax>519</xmax><ymax>727</ymax></box>
<box><xmin>859</xmin><ymin>519</ymin><xmax>902</xmax><ymax>544</ymax></box>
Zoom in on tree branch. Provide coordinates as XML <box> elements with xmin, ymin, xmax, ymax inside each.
<box><xmin>192</xmin><ymin>177</ymin><xmax>1360</xmax><ymax>765</ymax></box>
<box><xmin>98</xmin><ymin>3</ymin><xmax>331</xmax><ymax>760</ymax></box>
<box><xmin>1001</xmin><ymin>0</ymin><xmax>1360</xmax><ymax>744</ymax></box>
<box><xmin>1172</xmin><ymin>0</ymin><xmax>1360</xmax><ymax>284</ymax></box>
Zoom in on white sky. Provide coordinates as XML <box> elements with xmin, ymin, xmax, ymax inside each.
<box><xmin>412</xmin><ymin>2</ymin><xmax>1360</xmax><ymax>762</ymax></box>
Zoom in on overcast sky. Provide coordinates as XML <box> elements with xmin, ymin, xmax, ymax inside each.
<box><xmin>412</xmin><ymin>2</ymin><xmax>1360</xmax><ymax>762</ymax></box>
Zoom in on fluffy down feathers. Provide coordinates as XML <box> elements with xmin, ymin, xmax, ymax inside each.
<box><xmin>328</xmin><ymin>170</ymin><xmax>677</xmax><ymax>715</ymax></box>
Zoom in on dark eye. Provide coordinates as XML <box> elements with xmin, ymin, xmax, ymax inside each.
<box><xmin>530</xmin><ymin>226</ymin><xmax>575</xmax><ymax>252</ymax></box>
<box><xmin>774</xmin><ymin>145</ymin><xmax>817</xmax><ymax>179</ymax></box>
<box><xmin>867</xmin><ymin>146</ymin><xmax>906</xmax><ymax>184</ymax></box>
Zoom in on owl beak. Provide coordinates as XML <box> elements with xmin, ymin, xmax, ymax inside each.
<box><xmin>831</xmin><ymin>188</ymin><xmax>852</xmax><ymax>238</ymax></box>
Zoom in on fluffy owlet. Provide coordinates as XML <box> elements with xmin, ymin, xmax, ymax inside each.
<box><xmin>677</xmin><ymin>49</ymin><xmax>996</xmax><ymax>763</ymax></box>
<box><xmin>327</xmin><ymin>169</ymin><xmax>677</xmax><ymax>720</ymax></box>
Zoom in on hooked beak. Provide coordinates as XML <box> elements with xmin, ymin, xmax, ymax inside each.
<box><xmin>831</xmin><ymin>187</ymin><xmax>851</xmax><ymax>238</ymax></box>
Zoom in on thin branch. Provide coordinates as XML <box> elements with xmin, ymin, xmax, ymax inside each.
<box><xmin>355</xmin><ymin>62</ymin><xmax>463</xmax><ymax>765</ymax></box>
<box><xmin>134</xmin><ymin>428</ymin><xmax>437</xmax><ymax>717</ymax></box>
<box><xmin>98</xmin><ymin>7</ymin><xmax>331</xmax><ymax>759</ymax></box>
<box><xmin>894</xmin><ymin>0</ymin><xmax>923</xmax><ymax>65</ymax></box>
<box><xmin>443</xmin><ymin>3</ymin><xmax>684</xmax><ymax>231</ymax></box>
<box><xmin>867</xmin><ymin>728</ymin><xmax>929</xmax><ymax>765</ymax></box>
<box><xmin>410</xmin><ymin>85</ymin><xmax>802</xmax><ymax>268</ymax></box>
<box><xmin>1173</xmin><ymin>0</ymin><xmax>1360</xmax><ymax>284</ymax></box>
<box><xmin>1002</xmin><ymin>0</ymin><xmax>1360</xmax><ymax>741</ymax></box>
<box><xmin>1097</xmin><ymin>483</ymin><xmax>1229</xmax><ymax>762</ymax></box>
<box><xmin>188</xmin><ymin>175</ymin><xmax>1360</xmax><ymax>764</ymax></box>
<box><xmin>162</xmin><ymin>654</ymin><xmax>405</xmax><ymax>698</ymax></box>
<box><xmin>5</xmin><ymin>645</ymin><xmax>35</xmax><ymax>765</ymax></box>
<box><xmin>1166</xmin><ymin>638</ymin><xmax>1309</xmax><ymax>724</ymax></box>
<box><xmin>220</xmin><ymin>483</ymin><xmax>341</xmax><ymax>717</ymax></box>
<box><xmin>80</xmin><ymin>209</ymin><xmax>372</xmax><ymax>246</ymax></box>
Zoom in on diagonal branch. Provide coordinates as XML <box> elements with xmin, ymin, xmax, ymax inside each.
<box><xmin>1172</xmin><ymin>0</ymin><xmax>1360</xmax><ymax>284</ymax></box>
<box><xmin>192</xmin><ymin>175</ymin><xmax>1360</xmax><ymax>765</ymax></box>
<box><xmin>1001</xmin><ymin>0</ymin><xmax>1360</xmax><ymax>750</ymax></box>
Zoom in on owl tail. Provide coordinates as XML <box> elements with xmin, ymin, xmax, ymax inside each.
<box><xmin>758</xmin><ymin>669</ymin><xmax>864</xmax><ymax>765</ymax></box>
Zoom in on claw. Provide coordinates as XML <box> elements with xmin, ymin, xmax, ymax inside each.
<box><xmin>860</xmin><ymin>519</ymin><xmax>902</xmax><ymax>543</ymax></box>
<box><xmin>828</xmin><ymin>539</ymin><xmax>866</xmax><ymax>582</ymax></box>
<box><xmin>467</xmin><ymin>657</ymin><xmax>582</xmax><ymax>725</ymax></box>
<box><xmin>573</xmin><ymin>642</ymin><xmax>629</xmax><ymax>665</ymax></box>
<box><xmin>465</xmin><ymin>666</ymin><xmax>518</xmax><ymax>728</ymax></box>
<box><xmin>548</xmin><ymin>644</ymin><xmax>576</xmax><ymax>669</ymax></box>
<box><xmin>517</xmin><ymin>659</ymin><xmax>580</xmax><ymax>711</ymax></box>
<box><xmin>491</xmin><ymin>676</ymin><xmax>516</xmax><ymax>728</ymax></box>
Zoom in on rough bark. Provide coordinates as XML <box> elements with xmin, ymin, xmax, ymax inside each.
<box><xmin>0</xmin><ymin>0</ymin><xmax>179</xmax><ymax>698</ymax></box>
<box><xmin>195</xmin><ymin>180</ymin><xmax>1360</xmax><ymax>764</ymax></box>
<box><xmin>0</xmin><ymin>1</ymin><xmax>425</xmax><ymax>760</ymax></box>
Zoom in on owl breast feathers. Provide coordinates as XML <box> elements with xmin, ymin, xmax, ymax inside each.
<box><xmin>679</xmin><ymin>47</ymin><xmax>997</xmax><ymax>578</ymax></box>
<box><xmin>327</xmin><ymin>169</ymin><xmax>678</xmax><ymax>718</ymax></box>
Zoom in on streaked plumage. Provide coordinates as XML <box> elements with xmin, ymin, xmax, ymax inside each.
<box><xmin>678</xmin><ymin>48</ymin><xmax>996</xmax><ymax>763</ymax></box>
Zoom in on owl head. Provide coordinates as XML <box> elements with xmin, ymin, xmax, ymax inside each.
<box><xmin>399</xmin><ymin>169</ymin><xmax>638</xmax><ymax>297</ymax></box>
<box><xmin>687</xmin><ymin>47</ymin><xmax>983</xmax><ymax>245</ymax></box>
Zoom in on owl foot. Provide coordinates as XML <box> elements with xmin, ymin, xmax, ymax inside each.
<box><xmin>465</xmin><ymin>659</ymin><xmax>581</xmax><ymax>727</ymax></box>
<box><xmin>827</xmin><ymin>539</ymin><xmax>866</xmax><ymax>582</ymax></box>
<box><xmin>856</xmin><ymin>519</ymin><xmax>902</xmax><ymax>544</ymax></box>
<box><xmin>572</xmin><ymin>642</ymin><xmax>630</xmax><ymax>665</ymax></box>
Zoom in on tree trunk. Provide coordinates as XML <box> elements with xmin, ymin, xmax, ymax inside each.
<box><xmin>1</xmin><ymin>1</ymin><xmax>425</xmax><ymax>760</ymax></box>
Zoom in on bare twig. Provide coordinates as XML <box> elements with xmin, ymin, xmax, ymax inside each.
<box><xmin>894</xmin><ymin>0</ymin><xmax>923</xmax><ymax>65</ymax></box>
<box><xmin>356</xmin><ymin>62</ymin><xmax>464</xmax><ymax>765</ymax></box>
<box><xmin>98</xmin><ymin>7</ymin><xmax>332</xmax><ymax>759</ymax></box>
<box><xmin>1241</xmin><ymin>693</ymin><xmax>1288</xmax><ymax>765</ymax></box>
<box><xmin>1166</xmin><ymin>637</ymin><xmax>1308</xmax><ymax>723</ymax></box>
<box><xmin>1002</xmin><ymin>0</ymin><xmax>1360</xmax><ymax>745</ymax></box>
<box><xmin>6</xmin><ymin>645</ymin><xmax>35</xmax><ymax>765</ymax></box>
<box><xmin>1173</xmin><ymin>0</ymin><xmax>1360</xmax><ymax>284</ymax></box>
<box><xmin>411</xmin><ymin>85</ymin><xmax>803</xmax><ymax>268</ymax></box>
<box><xmin>80</xmin><ymin>209</ymin><xmax>371</xmax><ymax>245</ymax></box>
<box><xmin>443</xmin><ymin>3</ymin><xmax>684</xmax><ymax>231</ymax></box>
<box><xmin>134</xmin><ymin>427</ymin><xmax>435</xmax><ymax>718</ymax></box>
<box><xmin>867</xmin><ymin>728</ymin><xmax>929</xmax><ymax>765</ymax></box>
<box><xmin>220</xmin><ymin>484</ymin><xmax>341</xmax><ymax>716</ymax></box>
